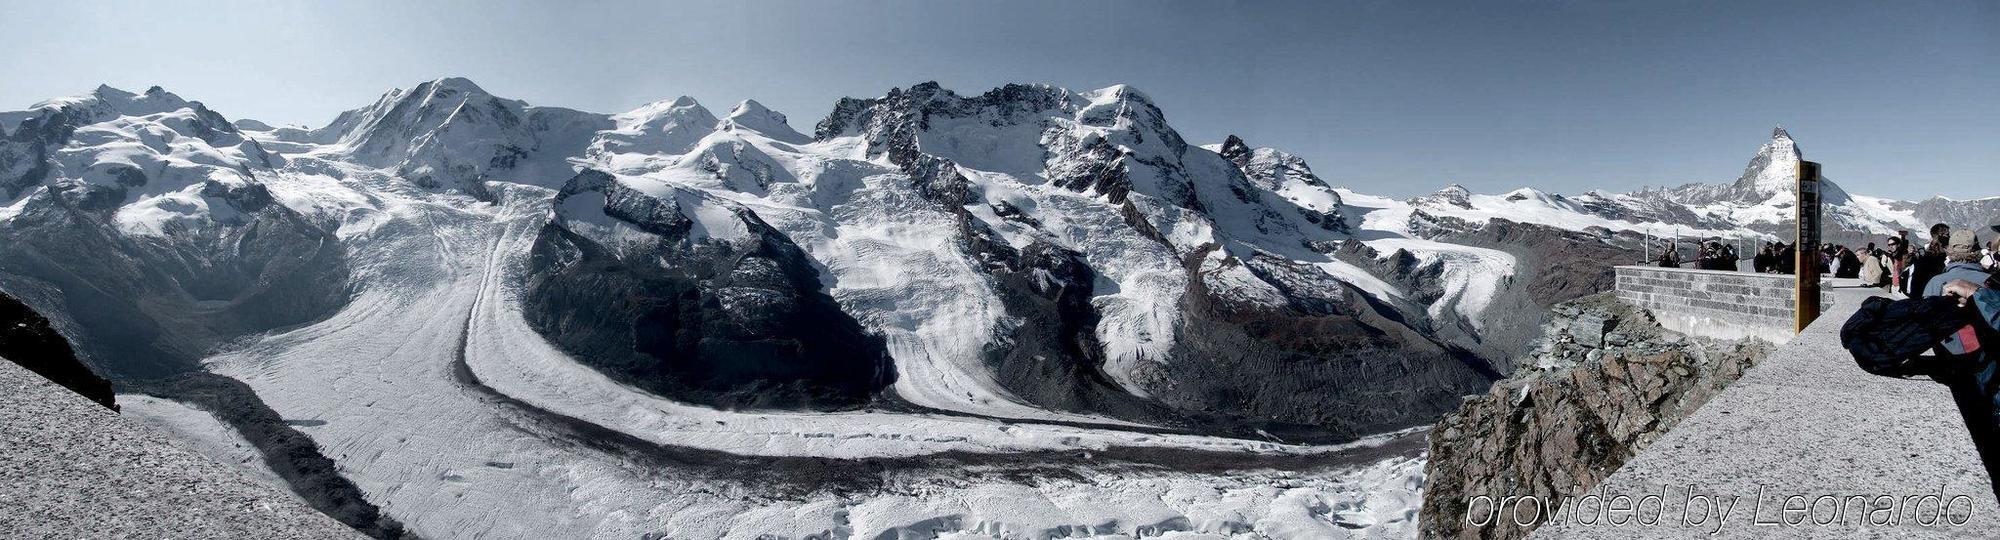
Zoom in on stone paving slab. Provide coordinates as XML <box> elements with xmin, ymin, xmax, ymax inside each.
<box><xmin>0</xmin><ymin>358</ymin><xmax>362</xmax><ymax>539</ymax></box>
<box><xmin>1533</xmin><ymin>282</ymin><xmax>2000</xmax><ymax>538</ymax></box>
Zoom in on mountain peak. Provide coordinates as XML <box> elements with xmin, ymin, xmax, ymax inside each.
<box><xmin>1728</xmin><ymin>127</ymin><xmax>1802</xmax><ymax>198</ymax></box>
<box><xmin>424</xmin><ymin>77</ymin><xmax>487</xmax><ymax>95</ymax></box>
<box><xmin>622</xmin><ymin>95</ymin><xmax>710</xmax><ymax>119</ymax></box>
<box><xmin>91</xmin><ymin>84</ymin><xmax>130</xmax><ymax>98</ymax></box>
<box><xmin>1094</xmin><ymin>83</ymin><xmax>1153</xmax><ymax>104</ymax></box>
<box><xmin>726</xmin><ymin>99</ymin><xmax>771</xmax><ymax>117</ymax></box>
<box><xmin>721</xmin><ymin>99</ymin><xmax>808</xmax><ymax>143</ymax></box>
<box><xmin>1218</xmin><ymin>135</ymin><xmax>1252</xmax><ymax>166</ymax></box>
<box><xmin>1220</xmin><ymin>134</ymin><xmax>1248</xmax><ymax>150</ymax></box>
<box><xmin>70</xmin><ymin>84</ymin><xmax>192</xmax><ymax>118</ymax></box>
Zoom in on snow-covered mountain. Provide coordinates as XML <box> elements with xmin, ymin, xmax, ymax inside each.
<box><xmin>1374</xmin><ymin>127</ymin><xmax>1996</xmax><ymax>249</ymax></box>
<box><xmin>2</xmin><ymin>78</ymin><xmax>1990</xmax><ymax>539</ymax></box>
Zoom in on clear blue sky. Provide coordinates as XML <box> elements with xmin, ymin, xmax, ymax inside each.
<box><xmin>2</xmin><ymin>0</ymin><xmax>1994</xmax><ymax>199</ymax></box>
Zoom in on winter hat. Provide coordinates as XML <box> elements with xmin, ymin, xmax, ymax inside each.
<box><xmin>1947</xmin><ymin>229</ymin><xmax>1981</xmax><ymax>261</ymax></box>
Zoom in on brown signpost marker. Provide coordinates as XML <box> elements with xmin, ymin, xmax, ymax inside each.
<box><xmin>1795</xmin><ymin>159</ymin><xmax>1823</xmax><ymax>331</ymax></box>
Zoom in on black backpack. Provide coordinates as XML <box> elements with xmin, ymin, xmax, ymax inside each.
<box><xmin>1841</xmin><ymin>295</ymin><xmax>1981</xmax><ymax>378</ymax></box>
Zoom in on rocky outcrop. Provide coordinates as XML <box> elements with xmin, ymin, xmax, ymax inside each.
<box><xmin>1419</xmin><ymin>293</ymin><xmax>1772</xmax><ymax>540</ymax></box>
<box><xmin>1432</xmin><ymin>219</ymin><xmax>1644</xmax><ymax>374</ymax></box>
<box><xmin>1160</xmin><ymin>248</ymin><xmax>1500</xmax><ymax>440</ymax></box>
<box><xmin>1216</xmin><ymin>135</ymin><xmax>1347</xmax><ymax>233</ymax></box>
<box><xmin>521</xmin><ymin>170</ymin><xmax>896</xmax><ymax>410</ymax></box>
<box><xmin>0</xmin><ymin>291</ymin><xmax>114</xmax><ymax>409</ymax></box>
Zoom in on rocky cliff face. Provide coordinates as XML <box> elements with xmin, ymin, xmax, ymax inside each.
<box><xmin>0</xmin><ymin>291</ymin><xmax>114</xmax><ymax>409</ymax></box>
<box><xmin>1418</xmin><ymin>293</ymin><xmax>1772</xmax><ymax>540</ymax></box>
<box><xmin>522</xmin><ymin>170</ymin><xmax>897</xmax><ymax>410</ymax></box>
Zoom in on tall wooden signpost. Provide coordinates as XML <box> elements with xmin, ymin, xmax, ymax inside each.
<box><xmin>1795</xmin><ymin>159</ymin><xmax>1823</xmax><ymax>331</ymax></box>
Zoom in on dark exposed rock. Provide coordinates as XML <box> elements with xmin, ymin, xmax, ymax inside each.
<box><xmin>0</xmin><ymin>291</ymin><xmax>114</xmax><ymax>409</ymax></box>
<box><xmin>1150</xmin><ymin>245</ymin><xmax>1500</xmax><ymax>440</ymax></box>
<box><xmin>522</xmin><ymin>170</ymin><xmax>896</xmax><ymax>410</ymax></box>
<box><xmin>1419</xmin><ymin>293</ymin><xmax>1771</xmax><ymax>540</ymax></box>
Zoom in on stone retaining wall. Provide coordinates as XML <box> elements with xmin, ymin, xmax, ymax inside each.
<box><xmin>1613</xmin><ymin>265</ymin><xmax>1829</xmax><ymax>343</ymax></box>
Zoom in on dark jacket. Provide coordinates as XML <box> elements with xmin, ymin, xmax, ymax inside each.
<box><xmin>1836</xmin><ymin>251</ymin><xmax>1862</xmax><ymax>278</ymax></box>
<box><xmin>1927</xmin><ymin>262</ymin><xmax>1997</xmax><ymax>355</ymax></box>
<box><xmin>1843</xmin><ymin>295</ymin><xmax>1982</xmax><ymax>378</ymax></box>
<box><xmin>1910</xmin><ymin>251</ymin><xmax>1948</xmax><ymax>296</ymax></box>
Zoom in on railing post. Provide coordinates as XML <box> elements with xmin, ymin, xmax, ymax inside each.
<box><xmin>1795</xmin><ymin>159</ymin><xmax>1823</xmax><ymax>332</ymax></box>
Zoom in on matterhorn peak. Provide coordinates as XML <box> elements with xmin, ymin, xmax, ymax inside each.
<box><xmin>1727</xmin><ymin>125</ymin><xmax>1803</xmax><ymax>198</ymax></box>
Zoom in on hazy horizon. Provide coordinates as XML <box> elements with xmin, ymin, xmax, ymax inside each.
<box><xmin>2</xmin><ymin>0</ymin><xmax>1994</xmax><ymax>200</ymax></box>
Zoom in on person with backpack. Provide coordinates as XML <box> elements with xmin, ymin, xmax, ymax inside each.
<box><xmin>1844</xmin><ymin>229</ymin><xmax>2000</xmax><ymax>499</ymax></box>
<box><xmin>1941</xmin><ymin>278</ymin><xmax>2000</xmax><ymax>334</ymax></box>
<box><xmin>1926</xmin><ymin>231</ymin><xmax>1994</xmax><ymax>356</ymax></box>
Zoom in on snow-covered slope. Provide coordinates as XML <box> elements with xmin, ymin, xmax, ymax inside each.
<box><xmin>4</xmin><ymin>78</ymin><xmax>1988</xmax><ymax>540</ymax></box>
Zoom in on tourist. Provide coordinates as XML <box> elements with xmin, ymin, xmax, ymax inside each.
<box><xmin>1910</xmin><ymin>223</ymin><xmax>1953</xmax><ymax>296</ymax></box>
<box><xmin>1889</xmin><ymin>235</ymin><xmax>1911</xmax><ymax>293</ymax></box>
<box><xmin>1932</xmin><ymin>272</ymin><xmax>2000</xmax><ymax>502</ymax></box>
<box><xmin>1942</xmin><ymin>277</ymin><xmax>2000</xmax><ymax>334</ymax></box>
<box><xmin>1656</xmin><ymin>240</ymin><xmax>1681</xmax><ymax>268</ymax></box>
<box><xmin>1860</xmin><ymin>246</ymin><xmax>1889</xmax><ymax>288</ymax></box>
<box><xmin>1836</xmin><ymin>245</ymin><xmax>1862</xmax><ymax>279</ymax></box>
<box><xmin>1925</xmin><ymin>230</ymin><xmax>1993</xmax><ymax>356</ymax></box>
